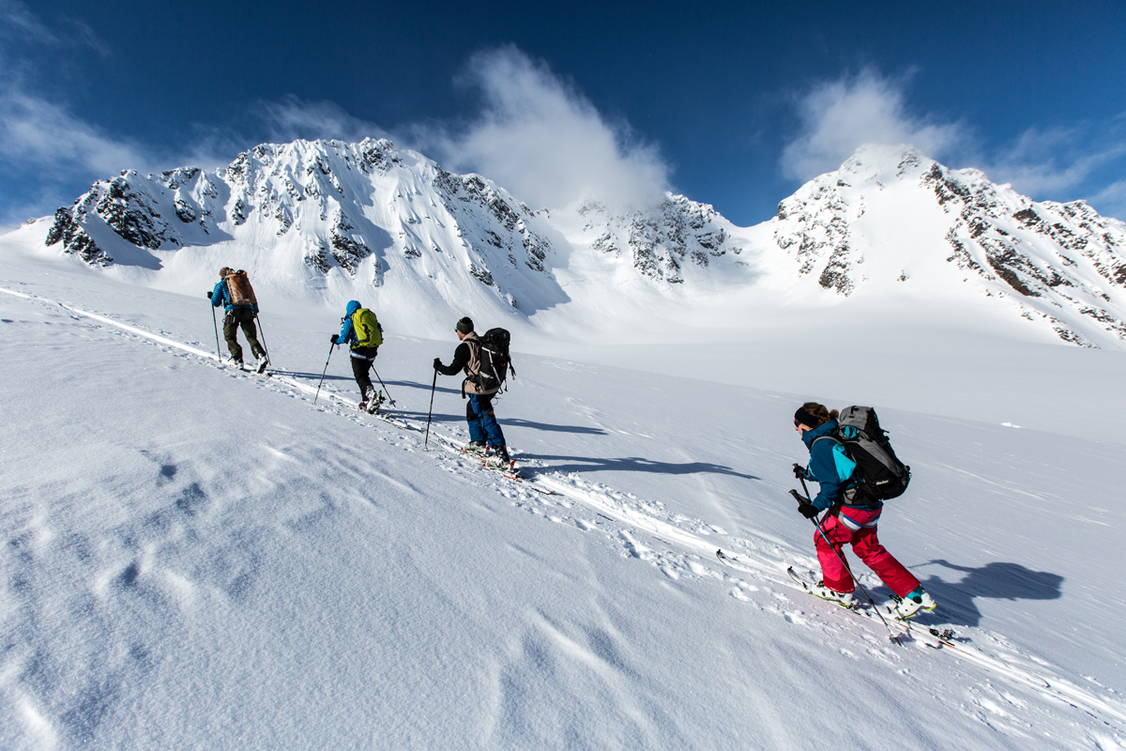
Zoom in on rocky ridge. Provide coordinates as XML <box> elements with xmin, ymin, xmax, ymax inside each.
<box><xmin>34</xmin><ymin>139</ymin><xmax>1126</xmax><ymax>347</ymax></box>
<box><xmin>44</xmin><ymin>138</ymin><xmax>557</xmax><ymax>308</ymax></box>
<box><xmin>770</xmin><ymin>145</ymin><xmax>1126</xmax><ymax>345</ymax></box>
<box><xmin>578</xmin><ymin>195</ymin><xmax>747</xmax><ymax>284</ymax></box>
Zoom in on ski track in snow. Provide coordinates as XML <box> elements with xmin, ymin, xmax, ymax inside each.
<box><xmin>2</xmin><ymin>284</ymin><xmax>1125</xmax><ymax>747</ymax></box>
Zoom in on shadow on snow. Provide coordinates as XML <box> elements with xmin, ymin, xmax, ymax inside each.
<box><xmin>519</xmin><ymin>454</ymin><xmax>760</xmax><ymax>480</ymax></box>
<box><xmin>892</xmin><ymin>558</ymin><xmax>1064</xmax><ymax>629</ymax></box>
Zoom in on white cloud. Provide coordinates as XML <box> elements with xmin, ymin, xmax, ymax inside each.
<box><xmin>0</xmin><ymin>80</ymin><xmax>247</xmax><ymax>229</ymax></box>
<box><xmin>427</xmin><ymin>46</ymin><xmax>670</xmax><ymax>211</ymax></box>
<box><xmin>0</xmin><ymin>0</ymin><xmax>109</xmax><ymax>55</ymax></box>
<box><xmin>258</xmin><ymin>95</ymin><xmax>388</xmax><ymax>144</ymax></box>
<box><xmin>0</xmin><ymin>0</ymin><xmax>57</xmax><ymax>44</ymax></box>
<box><xmin>780</xmin><ymin>69</ymin><xmax>966</xmax><ymax>180</ymax></box>
<box><xmin>0</xmin><ymin>86</ymin><xmax>150</xmax><ymax>177</ymax></box>
<box><xmin>1087</xmin><ymin>179</ymin><xmax>1126</xmax><ymax>222</ymax></box>
<box><xmin>982</xmin><ymin>125</ymin><xmax>1126</xmax><ymax>196</ymax></box>
<box><xmin>778</xmin><ymin>69</ymin><xmax>1126</xmax><ymax>219</ymax></box>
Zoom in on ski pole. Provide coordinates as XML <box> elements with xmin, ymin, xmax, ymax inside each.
<box><xmin>314</xmin><ymin>342</ymin><xmax>335</xmax><ymax>404</ymax></box>
<box><xmin>371</xmin><ymin>367</ymin><xmax>396</xmax><ymax>406</ymax></box>
<box><xmin>255</xmin><ymin>314</ymin><xmax>269</xmax><ymax>356</ymax></box>
<box><xmin>793</xmin><ymin>481</ymin><xmax>897</xmax><ymax>639</ymax></box>
<box><xmin>210</xmin><ymin>305</ymin><xmax>222</xmax><ymax>360</ymax></box>
<box><xmin>424</xmin><ymin>369</ymin><xmax>437</xmax><ymax>450</ymax></box>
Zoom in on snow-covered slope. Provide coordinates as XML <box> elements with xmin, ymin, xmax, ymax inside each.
<box><xmin>2</xmin><ymin>245</ymin><xmax>1125</xmax><ymax>750</ymax></box>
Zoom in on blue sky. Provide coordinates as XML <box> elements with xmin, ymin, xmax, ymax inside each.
<box><xmin>2</xmin><ymin>0</ymin><xmax>1124</xmax><ymax>227</ymax></box>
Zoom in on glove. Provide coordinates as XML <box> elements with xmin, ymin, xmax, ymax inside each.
<box><xmin>205</xmin><ymin>291</ymin><xmax>212</xmax><ymax>299</ymax></box>
<box><xmin>792</xmin><ymin>463</ymin><xmax>806</xmax><ymax>480</ymax></box>
<box><xmin>432</xmin><ymin>357</ymin><xmax>442</xmax><ymax>371</ymax></box>
<box><xmin>330</xmin><ymin>334</ymin><xmax>339</xmax><ymax>345</ymax></box>
<box><xmin>797</xmin><ymin>502</ymin><xmax>819</xmax><ymax>519</ymax></box>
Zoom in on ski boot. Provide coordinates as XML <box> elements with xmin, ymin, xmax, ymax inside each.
<box><xmin>807</xmin><ymin>581</ymin><xmax>857</xmax><ymax>609</ymax></box>
<box><xmin>367</xmin><ymin>390</ymin><xmax>385</xmax><ymax>414</ymax></box>
<box><xmin>885</xmin><ymin>588</ymin><xmax>937</xmax><ymax>620</ymax></box>
<box><xmin>358</xmin><ymin>387</ymin><xmax>379</xmax><ymax>413</ymax></box>
<box><xmin>484</xmin><ymin>445</ymin><xmax>514</xmax><ymax>471</ymax></box>
<box><xmin>255</xmin><ymin>354</ymin><xmax>270</xmax><ymax>374</ymax></box>
<box><xmin>463</xmin><ymin>440</ymin><xmax>487</xmax><ymax>456</ymax></box>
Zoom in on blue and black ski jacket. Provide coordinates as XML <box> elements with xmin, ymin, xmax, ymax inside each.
<box><xmin>801</xmin><ymin>420</ymin><xmax>877</xmax><ymax>512</ymax></box>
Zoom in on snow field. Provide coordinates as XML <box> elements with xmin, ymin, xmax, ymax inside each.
<box><xmin>2</xmin><ymin>252</ymin><xmax>1125</xmax><ymax>748</ymax></box>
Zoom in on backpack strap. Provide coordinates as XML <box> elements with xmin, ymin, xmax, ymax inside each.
<box><xmin>810</xmin><ymin>435</ymin><xmax>842</xmax><ymax>452</ymax></box>
<box><xmin>811</xmin><ymin>434</ymin><xmax>865</xmax><ymax>500</ymax></box>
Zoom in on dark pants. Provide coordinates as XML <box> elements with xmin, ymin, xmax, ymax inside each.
<box><xmin>223</xmin><ymin>308</ymin><xmax>265</xmax><ymax>362</ymax></box>
<box><xmin>466</xmin><ymin>393</ymin><xmax>506</xmax><ymax>447</ymax></box>
<box><xmin>350</xmin><ymin>346</ymin><xmax>378</xmax><ymax>399</ymax></box>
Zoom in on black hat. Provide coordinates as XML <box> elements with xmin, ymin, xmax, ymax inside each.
<box><xmin>794</xmin><ymin>406</ymin><xmax>821</xmax><ymax>428</ymax></box>
<box><xmin>456</xmin><ymin>317</ymin><xmax>474</xmax><ymax>334</ymax></box>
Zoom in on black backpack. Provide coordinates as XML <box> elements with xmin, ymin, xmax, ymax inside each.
<box><xmin>475</xmin><ymin>328</ymin><xmax>515</xmax><ymax>392</ymax></box>
<box><xmin>830</xmin><ymin>406</ymin><xmax>911</xmax><ymax>501</ymax></box>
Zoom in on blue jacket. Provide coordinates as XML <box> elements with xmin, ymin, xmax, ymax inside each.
<box><xmin>210</xmin><ymin>280</ymin><xmax>257</xmax><ymax>313</ymax></box>
<box><xmin>801</xmin><ymin>420</ymin><xmax>866</xmax><ymax>511</ymax></box>
<box><xmin>337</xmin><ymin>300</ymin><xmax>362</xmax><ymax>346</ymax></box>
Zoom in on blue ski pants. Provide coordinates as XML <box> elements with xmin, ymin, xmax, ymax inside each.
<box><xmin>467</xmin><ymin>394</ymin><xmax>506</xmax><ymax>447</ymax></box>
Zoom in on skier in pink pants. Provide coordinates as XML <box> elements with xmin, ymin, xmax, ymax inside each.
<box><xmin>792</xmin><ymin>401</ymin><xmax>936</xmax><ymax>619</ymax></box>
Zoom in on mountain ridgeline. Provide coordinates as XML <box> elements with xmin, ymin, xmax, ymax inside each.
<box><xmin>38</xmin><ymin>139</ymin><xmax>1126</xmax><ymax>347</ymax></box>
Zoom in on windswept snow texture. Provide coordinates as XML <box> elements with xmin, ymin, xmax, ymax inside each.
<box><xmin>2</xmin><ymin>243</ymin><xmax>1125</xmax><ymax>749</ymax></box>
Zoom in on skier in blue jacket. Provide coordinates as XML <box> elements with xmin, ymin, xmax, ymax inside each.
<box><xmin>792</xmin><ymin>401</ymin><xmax>936</xmax><ymax>619</ymax></box>
<box><xmin>331</xmin><ymin>299</ymin><xmax>383</xmax><ymax>411</ymax></box>
<box><xmin>207</xmin><ymin>266</ymin><xmax>267</xmax><ymax>370</ymax></box>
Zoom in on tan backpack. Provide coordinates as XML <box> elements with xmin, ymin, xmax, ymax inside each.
<box><xmin>224</xmin><ymin>270</ymin><xmax>258</xmax><ymax>307</ymax></box>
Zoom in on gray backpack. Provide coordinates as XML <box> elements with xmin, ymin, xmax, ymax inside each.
<box><xmin>833</xmin><ymin>406</ymin><xmax>911</xmax><ymax>501</ymax></box>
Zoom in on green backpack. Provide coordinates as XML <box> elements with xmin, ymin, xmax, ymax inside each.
<box><xmin>351</xmin><ymin>308</ymin><xmax>383</xmax><ymax>348</ymax></box>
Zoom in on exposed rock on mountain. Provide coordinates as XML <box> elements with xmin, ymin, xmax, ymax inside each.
<box><xmin>579</xmin><ymin>195</ymin><xmax>746</xmax><ymax>284</ymax></box>
<box><xmin>768</xmin><ymin>145</ymin><xmax>1126</xmax><ymax>345</ymax></box>
<box><xmin>33</xmin><ymin>138</ymin><xmax>1126</xmax><ymax>347</ymax></box>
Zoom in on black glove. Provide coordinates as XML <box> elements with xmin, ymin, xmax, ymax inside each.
<box><xmin>792</xmin><ymin>463</ymin><xmax>806</xmax><ymax>480</ymax></box>
<box><xmin>330</xmin><ymin>334</ymin><xmax>339</xmax><ymax>345</ymax></box>
<box><xmin>797</xmin><ymin>502</ymin><xmax>819</xmax><ymax>519</ymax></box>
<box><xmin>205</xmin><ymin>290</ymin><xmax>212</xmax><ymax>299</ymax></box>
<box><xmin>432</xmin><ymin>357</ymin><xmax>442</xmax><ymax>371</ymax></box>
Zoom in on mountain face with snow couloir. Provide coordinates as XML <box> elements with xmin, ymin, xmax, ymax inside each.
<box><xmin>32</xmin><ymin>138</ymin><xmax>1126</xmax><ymax>348</ymax></box>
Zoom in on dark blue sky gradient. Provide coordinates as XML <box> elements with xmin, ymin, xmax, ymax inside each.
<box><xmin>3</xmin><ymin>0</ymin><xmax>1124</xmax><ymax>225</ymax></box>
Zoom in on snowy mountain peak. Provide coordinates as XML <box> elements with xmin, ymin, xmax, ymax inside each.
<box><xmin>770</xmin><ymin>145</ymin><xmax>1126</xmax><ymax>345</ymax></box>
<box><xmin>575</xmin><ymin>194</ymin><xmax>749</xmax><ymax>284</ymax></box>
<box><xmin>40</xmin><ymin>137</ymin><xmax>567</xmax><ymax>327</ymax></box>
<box><xmin>18</xmin><ymin>137</ymin><xmax>1126</xmax><ymax>348</ymax></box>
<box><xmin>837</xmin><ymin>143</ymin><xmax>931</xmax><ymax>185</ymax></box>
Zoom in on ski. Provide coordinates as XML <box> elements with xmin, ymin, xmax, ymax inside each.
<box><xmin>785</xmin><ymin>565</ymin><xmax>858</xmax><ymax>609</ymax></box>
<box><xmin>715</xmin><ymin>550</ymin><xmax>957</xmax><ymax>649</ymax></box>
<box><xmin>478</xmin><ymin>460</ymin><xmax>559</xmax><ymax>494</ymax></box>
<box><xmin>784</xmin><ymin>564</ymin><xmax>958</xmax><ymax>647</ymax></box>
<box><xmin>324</xmin><ymin>392</ymin><xmax>561</xmax><ymax>495</ymax></box>
<box><xmin>482</xmin><ymin>459</ymin><xmax>520</xmax><ymax>479</ymax></box>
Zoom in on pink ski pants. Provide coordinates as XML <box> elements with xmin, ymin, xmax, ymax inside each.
<box><xmin>814</xmin><ymin>508</ymin><xmax>920</xmax><ymax>597</ymax></box>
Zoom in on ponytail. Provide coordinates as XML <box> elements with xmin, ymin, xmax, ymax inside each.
<box><xmin>794</xmin><ymin>402</ymin><xmax>836</xmax><ymax>428</ymax></box>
